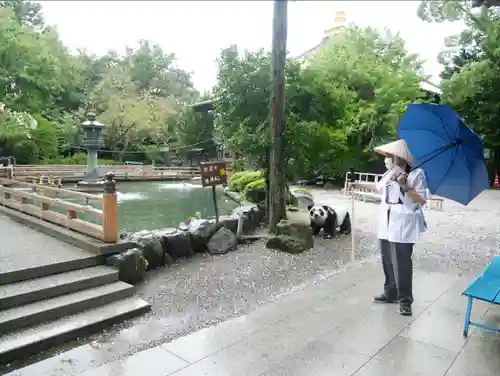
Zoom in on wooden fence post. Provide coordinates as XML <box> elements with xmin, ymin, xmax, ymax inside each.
<box><xmin>102</xmin><ymin>172</ymin><xmax>118</xmax><ymax>243</ymax></box>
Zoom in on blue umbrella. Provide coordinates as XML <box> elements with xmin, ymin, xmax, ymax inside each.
<box><xmin>397</xmin><ymin>104</ymin><xmax>489</xmax><ymax>205</ymax></box>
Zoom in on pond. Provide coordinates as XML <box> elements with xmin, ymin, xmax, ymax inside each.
<box><xmin>114</xmin><ymin>181</ymin><xmax>239</xmax><ymax>232</ymax></box>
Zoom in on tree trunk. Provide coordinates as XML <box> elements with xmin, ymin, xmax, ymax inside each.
<box><xmin>268</xmin><ymin>0</ymin><xmax>288</xmax><ymax>234</ymax></box>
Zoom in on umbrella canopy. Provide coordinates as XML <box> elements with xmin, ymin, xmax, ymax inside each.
<box><xmin>397</xmin><ymin>104</ymin><xmax>489</xmax><ymax>206</ymax></box>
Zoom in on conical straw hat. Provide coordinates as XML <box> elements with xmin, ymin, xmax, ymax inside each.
<box><xmin>373</xmin><ymin>139</ymin><xmax>414</xmax><ymax>164</ymax></box>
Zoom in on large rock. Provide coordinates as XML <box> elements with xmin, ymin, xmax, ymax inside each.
<box><xmin>207</xmin><ymin>227</ymin><xmax>238</xmax><ymax>255</ymax></box>
<box><xmin>290</xmin><ymin>188</ymin><xmax>314</xmax><ymax>211</ymax></box>
<box><xmin>156</xmin><ymin>228</ymin><xmax>194</xmax><ymax>259</ymax></box>
<box><xmin>266</xmin><ymin>235</ymin><xmax>309</xmax><ymax>254</ymax></box>
<box><xmin>219</xmin><ymin>215</ymin><xmax>239</xmax><ymax>234</ymax></box>
<box><xmin>231</xmin><ymin>204</ymin><xmax>264</xmax><ymax>234</ymax></box>
<box><xmin>105</xmin><ymin>248</ymin><xmax>148</xmax><ymax>284</ymax></box>
<box><xmin>135</xmin><ymin>232</ymin><xmax>164</xmax><ymax>270</ymax></box>
<box><xmin>266</xmin><ymin>219</ymin><xmax>314</xmax><ymax>254</ymax></box>
<box><xmin>179</xmin><ymin>219</ymin><xmax>218</xmax><ymax>253</ymax></box>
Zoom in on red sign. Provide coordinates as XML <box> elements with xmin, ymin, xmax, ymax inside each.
<box><xmin>199</xmin><ymin>161</ymin><xmax>228</xmax><ymax>187</ymax></box>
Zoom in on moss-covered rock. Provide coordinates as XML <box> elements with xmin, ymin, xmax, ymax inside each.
<box><xmin>266</xmin><ymin>235</ymin><xmax>306</xmax><ymax>254</ymax></box>
<box><xmin>106</xmin><ymin>249</ymin><xmax>148</xmax><ymax>285</ymax></box>
<box><xmin>266</xmin><ymin>219</ymin><xmax>314</xmax><ymax>254</ymax></box>
<box><xmin>243</xmin><ymin>178</ymin><xmax>266</xmax><ymax>203</ymax></box>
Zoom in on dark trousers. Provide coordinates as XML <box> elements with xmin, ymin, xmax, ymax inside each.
<box><xmin>380</xmin><ymin>239</ymin><xmax>414</xmax><ymax>305</ymax></box>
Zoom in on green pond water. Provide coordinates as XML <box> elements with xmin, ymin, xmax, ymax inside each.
<box><xmin>114</xmin><ymin>182</ymin><xmax>239</xmax><ymax>232</ymax></box>
<box><xmin>57</xmin><ymin>182</ymin><xmax>239</xmax><ymax>232</ymax></box>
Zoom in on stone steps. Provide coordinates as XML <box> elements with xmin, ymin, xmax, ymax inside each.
<box><xmin>0</xmin><ymin>254</ymin><xmax>103</xmax><ymax>285</ymax></box>
<box><xmin>0</xmin><ymin>265</ymin><xmax>150</xmax><ymax>365</ymax></box>
<box><xmin>0</xmin><ymin>296</ymin><xmax>150</xmax><ymax>364</ymax></box>
<box><xmin>0</xmin><ymin>265</ymin><xmax>118</xmax><ymax>310</ymax></box>
<box><xmin>0</xmin><ymin>281</ymin><xmax>134</xmax><ymax>333</ymax></box>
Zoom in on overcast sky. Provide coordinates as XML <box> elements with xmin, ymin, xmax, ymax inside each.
<box><xmin>39</xmin><ymin>1</ymin><xmax>465</xmax><ymax>92</ymax></box>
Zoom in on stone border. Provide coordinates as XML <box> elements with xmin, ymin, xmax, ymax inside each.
<box><xmin>0</xmin><ymin>205</ymin><xmax>134</xmax><ymax>255</ymax></box>
<box><xmin>109</xmin><ymin>204</ymin><xmax>265</xmax><ymax>284</ymax></box>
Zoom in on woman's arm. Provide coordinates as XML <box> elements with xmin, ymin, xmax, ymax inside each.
<box><xmin>397</xmin><ymin>170</ymin><xmax>429</xmax><ymax>205</ymax></box>
<box><xmin>406</xmin><ymin>188</ymin><xmax>426</xmax><ymax>205</ymax></box>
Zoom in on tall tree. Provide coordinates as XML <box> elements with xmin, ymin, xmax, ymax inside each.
<box><xmin>0</xmin><ymin>0</ymin><xmax>44</xmax><ymax>27</ymax></box>
<box><xmin>306</xmin><ymin>26</ymin><xmax>425</xmax><ymax>167</ymax></box>
<box><xmin>268</xmin><ymin>0</ymin><xmax>288</xmax><ymax>233</ymax></box>
<box><xmin>0</xmin><ymin>8</ymin><xmax>85</xmax><ymax>114</ymax></box>
<box><xmin>90</xmin><ymin>65</ymin><xmax>175</xmax><ymax>160</ymax></box>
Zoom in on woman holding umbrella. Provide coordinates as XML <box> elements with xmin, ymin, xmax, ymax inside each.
<box><xmin>371</xmin><ymin>139</ymin><xmax>429</xmax><ymax>316</ymax></box>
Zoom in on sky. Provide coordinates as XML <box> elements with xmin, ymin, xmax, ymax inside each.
<box><xmin>39</xmin><ymin>1</ymin><xmax>465</xmax><ymax>92</ymax></box>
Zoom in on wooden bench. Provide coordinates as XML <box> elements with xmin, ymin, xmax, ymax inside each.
<box><xmin>425</xmin><ymin>196</ymin><xmax>444</xmax><ymax>211</ymax></box>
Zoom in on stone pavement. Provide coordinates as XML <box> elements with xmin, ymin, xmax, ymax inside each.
<box><xmin>0</xmin><ymin>214</ymin><xmax>97</xmax><ymax>277</ymax></box>
<box><xmin>8</xmin><ymin>260</ymin><xmax>500</xmax><ymax>376</ymax></box>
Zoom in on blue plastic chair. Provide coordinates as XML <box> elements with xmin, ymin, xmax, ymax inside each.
<box><xmin>463</xmin><ymin>256</ymin><xmax>500</xmax><ymax>337</ymax></box>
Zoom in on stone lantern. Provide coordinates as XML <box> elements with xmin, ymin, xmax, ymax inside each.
<box><xmin>76</xmin><ymin>112</ymin><xmax>107</xmax><ymax>192</ymax></box>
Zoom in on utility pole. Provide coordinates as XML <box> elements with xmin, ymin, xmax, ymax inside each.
<box><xmin>268</xmin><ymin>0</ymin><xmax>288</xmax><ymax>234</ymax></box>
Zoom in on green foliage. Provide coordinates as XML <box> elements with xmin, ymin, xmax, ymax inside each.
<box><xmin>228</xmin><ymin>170</ymin><xmax>264</xmax><ymax>192</ymax></box>
<box><xmin>172</xmin><ymin>105</ymin><xmax>216</xmax><ymax>156</ymax></box>
<box><xmin>213</xmin><ymin>27</ymin><xmax>426</xmax><ymax>180</ymax></box>
<box><xmin>0</xmin><ymin>3</ymin><xmax>199</xmax><ymax>164</ymax></box>
<box><xmin>45</xmin><ymin>153</ymin><xmax>116</xmax><ymax>165</ymax></box>
<box><xmin>243</xmin><ymin>178</ymin><xmax>266</xmax><ymax>203</ymax></box>
<box><xmin>31</xmin><ymin>114</ymin><xmax>59</xmax><ymax>161</ymax></box>
<box><xmin>418</xmin><ymin>0</ymin><xmax>500</xmax><ymax>164</ymax></box>
<box><xmin>0</xmin><ymin>0</ymin><xmax>44</xmax><ymax>27</ymax></box>
<box><xmin>144</xmin><ymin>147</ymin><xmax>164</xmax><ymax>164</ymax></box>
<box><xmin>12</xmin><ymin>140</ymin><xmax>39</xmax><ymax>164</ymax></box>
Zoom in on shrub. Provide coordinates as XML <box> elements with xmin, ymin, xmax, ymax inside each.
<box><xmin>45</xmin><ymin>153</ymin><xmax>117</xmax><ymax>165</ymax></box>
<box><xmin>243</xmin><ymin>177</ymin><xmax>266</xmax><ymax>203</ymax></box>
<box><xmin>12</xmin><ymin>140</ymin><xmax>39</xmax><ymax>164</ymax></box>
<box><xmin>31</xmin><ymin>114</ymin><xmax>59</xmax><ymax>161</ymax></box>
<box><xmin>229</xmin><ymin>170</ymin><xmax>263</xmax><ymax>192</ymax></box>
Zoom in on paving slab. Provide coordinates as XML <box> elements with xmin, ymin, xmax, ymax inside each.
<box><xmin>400</xmin><ymin>276</ymin><xmax>489</xmax><ymax>353</ymax></box>
<box><xmin>0</xmin><ymin>215</ymin><xmax>96</xmax><ymax>277</ymax></box>
<box><xmin>258</xmin><ymin>339</ymin><xmax>370</xmax><ymax>376</ymax></box>
<box><xmin>162</xmin><ymin>272</ymin><xmax>382</xmax><ymax>366</ymax></box>
<box><xmin>353</xmin><ymin>335</ymin><xmax>457</xmax><ymax>376</ymax></box>
<box><xmin>6</xmin><ymin>261</ymin><xmax>485</xmax><ymax>376</ymax></box>
<box><xmin>445</xmin><ymin>307</ymin><xmax>500</xmax><ymax>376</ymax></box>
<box><xmin>79</xmin><ymin>346</ymin><xmax>188</xmax><ymax>376</ymax></box>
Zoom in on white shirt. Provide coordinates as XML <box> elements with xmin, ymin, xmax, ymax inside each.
<box><xmin>376</xmin><ymin>167</ymin><xmax>429</xmax><ymax>244</ymax></box>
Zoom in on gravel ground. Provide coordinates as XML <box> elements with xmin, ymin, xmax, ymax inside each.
<box><xmin>4</xmin><ymin>188</ymin><xmax>500</xmax><ymax>374</ymax></box>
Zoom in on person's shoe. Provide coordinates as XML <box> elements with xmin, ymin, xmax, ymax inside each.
<box><xmin>374</xmin><ymin>294</ymin><xmax>397</xmax><ymax>304</ymax></box>
<box><xmin>399</xmin><ymin>303</ymin><xmax>412</xmax><ymax>316</ymax></box>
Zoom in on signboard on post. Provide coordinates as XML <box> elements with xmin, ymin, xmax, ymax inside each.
<box><xmin>200</xmin><ymin>161</ymin><xmax>228</xmax><ymax>187</ymax></box>
<box><xmin>199</xmin><ymin>161</ymin><xmax>228</xmax><ymax>224</ymax></box>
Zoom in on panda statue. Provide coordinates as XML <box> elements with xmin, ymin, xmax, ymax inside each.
<box><xmin>307</xmin><ymin>204</ymin><xmax>351</xmax><ymax>239</ymax></box>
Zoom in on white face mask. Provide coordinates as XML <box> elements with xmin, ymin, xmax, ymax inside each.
<box><xmin>384</xmin><ymin>157</ymin><xmax>393</xmax><ymax>170</ymax></box>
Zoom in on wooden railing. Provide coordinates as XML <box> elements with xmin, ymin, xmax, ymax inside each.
<box><xmin>343</xmin><ymin>171</ymin><xmax>383</xmax><ymax>194</ymax></box>
<box><xmin>0</xmin><ymin>173</ymin><xmax>118</xmax><ymax>243</ymax></box>
<box><xmin>11</xmin><ymin>165</ymin><xmax>202</xmax><ymax>183</ymax></box>
<box><xmin>0</xmin><ymin>166</ymin><xmax>13</xmax><ymax>180</ymax></box>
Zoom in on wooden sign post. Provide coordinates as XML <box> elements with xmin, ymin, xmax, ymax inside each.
<box><xmin>199</xmin><ymin>161</ymin><xmax>228</xmax><ymax>225</ymax></box>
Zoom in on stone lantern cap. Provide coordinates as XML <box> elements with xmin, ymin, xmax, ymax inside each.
<box><xmin>81</xmin><ymin>112</ymin><xmax>105</xmax><ymax>130</ymax></box>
